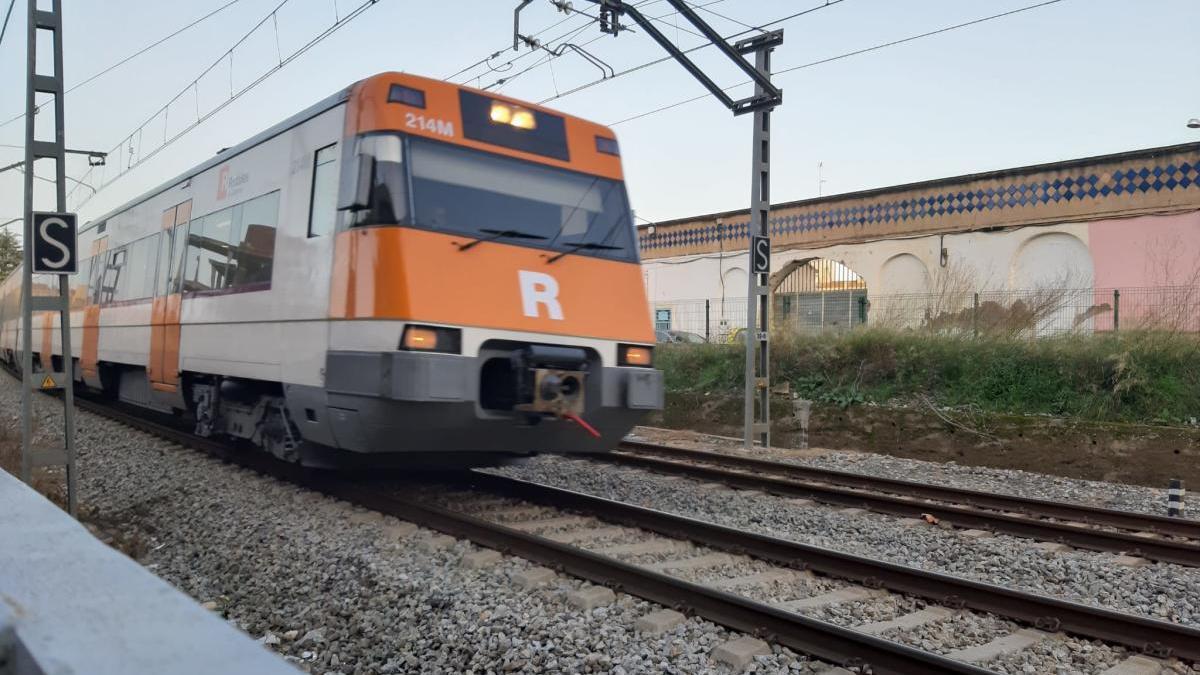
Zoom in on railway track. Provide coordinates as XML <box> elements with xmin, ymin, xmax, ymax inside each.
<box><xmin>44</xmin><ymin>388</ymin><xmax>1200</xmax><ymax>673</ymax></box>
<box><xmin>605</xmin><ymin>440</ymin><xmax>1200</xmax><ymax>567</ymax></box>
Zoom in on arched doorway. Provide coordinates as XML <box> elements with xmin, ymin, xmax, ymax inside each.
<box><xmin>771</xmin><ymin>258</ymin><xmax>867</xmax><ymax>334</ymax></box>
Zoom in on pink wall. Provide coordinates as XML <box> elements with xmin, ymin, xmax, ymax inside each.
<box><xmin>1089</xmin><ymin>212</ymin><xmax>1200</xmax><ymax>288</ymax></box>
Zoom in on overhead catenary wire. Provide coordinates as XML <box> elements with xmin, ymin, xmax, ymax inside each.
<box><xmin>609</xmin><ymin>0</ymin><xmax>1068</xmax><ymax>126</ymax></box>
<box><xmin>0</xmin><ymin>0</ymin><xmax>15</xmax><ymax>51</ymax></box>
<box><xmin>479</xmin><ymin>0</ymin><xmax>731</xmax><ymax>94</ymax></box>
<box><xmin>536</xmin><ymin>0</ymin><xmax>849</xmax><ymax>105</ymax></box>
<box><xmin>690</xmin><ymin>0</ymin><xmax>767</xmax><ymax>35</ymax></box>
<box><xmin>463</xmin><ymin>0</ymin><xmax>662</xmax><ymax>91</ymax></box>
<box><xmin>68</xmin><ymin>0</ymin><xmax>382</xmax><ymax>211</ymax></box>
<box><xmin>0</xmin><ymin>0</ymin><xmax>249</xmax><ymax>132</ymax></box>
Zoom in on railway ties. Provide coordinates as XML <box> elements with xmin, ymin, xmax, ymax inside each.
<box><xmin>51</xmin><ymin>389</ymin><xmax>1200</xmax><ymax>673</ymax></box>
<box><xmin>605</xmin><ymin>441</ymin><xmax>1200</xmax><ymax>567</ymax></box>
<box><xmin>458</xmin><ymin>472</ymin><xmax>1200</xmax><ymax>666</ymax></box>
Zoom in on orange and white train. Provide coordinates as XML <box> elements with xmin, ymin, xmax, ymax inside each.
<box><xmin>0</xmin><ymin>73</ymin><xmax>662</xmax><ymax>466</ymax></box>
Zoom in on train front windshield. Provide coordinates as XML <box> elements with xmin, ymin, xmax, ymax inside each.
<box><xmin>346</xmin><ymin>134</ymin><xmax>637</xmax><ymax>262</ymax></box>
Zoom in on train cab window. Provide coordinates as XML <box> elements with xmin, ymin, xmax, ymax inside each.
<box><xmin>408</xmin><ymin>137</ymin><xmax>636</xmax><ymax>262</ymax></box>
<box><xmin>340</xmin><ymin>134</ymin><xmax>408</xmax><ymax>228</ymax></box>
<box><xmin>308</xmin><ymin>144</ymin><xmax>338</xmax><ymax>237</ymax></box>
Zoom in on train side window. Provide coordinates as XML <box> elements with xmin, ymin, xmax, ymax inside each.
<box><xmin>88</xmin><ymin>251</ymin><xmax>106</xmax><ymax>305</ymax></box>
<box><xmin>167</xmin><ymin>222</ymin><xmax>188</xmax><ymax>294</ymax></box>
<box><xmin>101</xmin><ymin>248</ymin><xmax>126</xmax><ymax>304</ymax></box>
<box><xmin>308</xmin><ymin>144</ymin><xmax>338</xmax><ymax>237</ymax></box>
<box><xmin>155</xmin><ymin>230</ymin><xmax>174</xmax><ymax>296</ymax></box>
<box><xmin>185</xmin><ymin>207</ymin><xmax>236</xmax><ymax>292</ymax></box>
<box><xmin>229</xmin><ymin>191</ymin><xmax>279</xmax><ymax>288</ymax></box>
<box><xmin>341</xmin><ymin>134</ymin><xmax>407</xmax><ymax>228</ymax></box>
<box><xmin>133</xmin><ymin>235</ymin><xmax>157</xmax><ymax>300</ymax></box>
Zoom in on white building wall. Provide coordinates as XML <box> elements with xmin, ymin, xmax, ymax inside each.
<box><xmin>642</xmin><ymin>223</ymin><xmax>1093</xmax><ymax>333</ymax></box>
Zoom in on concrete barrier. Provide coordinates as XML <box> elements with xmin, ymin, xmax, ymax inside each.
<box><xmin>0</xmin><ymin>470</ymin><xmax>297</xmax><ymax>675</ymax></box>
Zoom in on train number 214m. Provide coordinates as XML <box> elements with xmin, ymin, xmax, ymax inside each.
<box><xmin>405</xmin><ymin>112</ymin><xmax>455</xmax><ymax>137</ymax></box>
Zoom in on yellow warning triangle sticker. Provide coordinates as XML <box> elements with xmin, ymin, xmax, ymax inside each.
<box><xmin>40</xmin><ymin>375</ymin><xmax>56</xmax><ymax>389</ymax></box>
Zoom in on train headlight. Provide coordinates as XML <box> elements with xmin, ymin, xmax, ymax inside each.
<box><xmin>510</xmin><ymin>110</ymin><xmax>536</xmax><ymax>130</ymax></box>
<box><xmin>618</xmin><ymin>344</ymin><xmax>653</xmax><ymax>367</ymax></box>
<box><xmin>489</xmin><ymin>102</ymin><xmax>513</xmax><ymax>124</ymax></box>
<box><xmin>489</xmin><ymin>101</ymin><xmax>537</xmax><ymax>130</ymax></box>
<box><xmin>401</xmin><ymin>325</ymin><xmax>462</xmax><ymax>354</ymax></box>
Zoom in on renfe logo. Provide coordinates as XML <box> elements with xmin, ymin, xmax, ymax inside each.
<box><xmin>518</xmin><ymin>270</ymin><xmax>563</xmax><ymax>320</ymax></box>
<box><xmin>216</xmin><ymin>166</ymin><xmax>230</xmax><ymax>200</ymax></box>
<box><xmin>216</xmin><ymin>165</ymin><xmax>250</xmax><ymax>201</ymax></box>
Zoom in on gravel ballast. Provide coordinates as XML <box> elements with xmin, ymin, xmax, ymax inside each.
<box><xmin>630</xmin><ymin>427</ymin><xmax>1199</xmax><ymax>521</ymax></box>
<box><xmin>2</xmin><ymin>378</ymin><xmax>833</xmax><ymax>673</ymax></box>
<box><xmin>496</xmin><ymin>455</ymin><xmax>1200</xmax><ymax>629</ymax></box>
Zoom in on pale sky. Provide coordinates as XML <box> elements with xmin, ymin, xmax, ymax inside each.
<box><xmin>0</xmin><ymin>0</ymin><xmax>1197</xmax><ymax>231</ymax></box>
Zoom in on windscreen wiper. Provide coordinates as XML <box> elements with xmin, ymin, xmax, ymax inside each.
<box><xmin>545</xmin><ymin>241</ymin><xmax>623</xmax><ymax>264</ymax></box>
<box><xmin>456</xmin><ymin>228</ymin><xmax>548</xmax><ymax>252</ymax></box>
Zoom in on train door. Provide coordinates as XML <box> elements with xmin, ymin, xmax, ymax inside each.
<box><xmin>81</xmin><ymin>236</ymin><xmax>108</xmax><ymax>381</ymax></box>
<box><xmin>149</xmin><ymin>200</ymin><xmax>190</xmax><ymax>391</ymax></box>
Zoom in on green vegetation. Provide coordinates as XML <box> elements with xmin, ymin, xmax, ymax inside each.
<box><xmin>657</xmin><ymin>330</ymin><xmax>1200</xmax><ymax>425</ymax></box>
<box><xmin>0</xmin><ymin>230</ymin><xmax>20</xmax><ymax>280</ymax></box>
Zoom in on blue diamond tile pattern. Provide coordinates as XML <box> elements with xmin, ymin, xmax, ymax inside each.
<box><xmin>639</xmin><ymin>160</ymin><xmax>1200</xmax><ymax>252</ymax></box>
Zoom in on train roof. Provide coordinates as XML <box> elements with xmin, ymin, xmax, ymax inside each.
<box><xmin>80</xmin><ymin>85</ymin><xmax>353</xmax><ymax>235</ymax></box>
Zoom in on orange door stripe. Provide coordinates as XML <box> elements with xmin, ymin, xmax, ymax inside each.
<box><xmin>40</xmin><ymin>312</ymin><xmax>52</xmax><ymax>365</ymax></box>
<box><xmin>81</xmin><ymin>305</ymin><xmax>100</xmax><ymax>377</ymax></box>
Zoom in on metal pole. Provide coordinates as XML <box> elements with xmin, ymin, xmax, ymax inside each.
<box><xmin>743</xmin><ymin>38</ymin><xmax>777</xmax><ymax>450</ymax></box>
<box><xmin>973</xmin><ymin>292</ymin><xmax>980</xmax><ymax>338</ymax></box>
<box><xmin>19</xmin><ymin>0</ymin><xmax>34</xmax><ymax>486</ymax></box>
<box><xmin>22</xmin><ymin>0</ymin><xmax>76</xmax><ymax>516</ymax></box>
<box><xmin>1113</xmin><ymin>289</ymin><xmax>1120</xmax><ymax>333</ymax></box>
<box><xmin>704</xmin><ymin>299</ymin><xmax>710</xmax><ymax>343</ymax></box>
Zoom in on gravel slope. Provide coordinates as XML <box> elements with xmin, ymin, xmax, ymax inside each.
<box><xmin>3</xmin><ymin>379</ymin><xmax>825</xmax><ymax>674</ymax></box>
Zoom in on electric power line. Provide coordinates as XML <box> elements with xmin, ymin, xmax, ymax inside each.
<box><xmin>0</xmin><ymin>0</ymin><xmax>15</xmax><ymax>51</ymax></box>
<box><xmin>609</xmin><ymin>0</ymin><xmax>1067</xmax><ymax>126</ymax></box>
<box><xmin>464</xmin><ymin>0</ymin><xmax>661</xmax><ymax>91</ymax></box>
<box><xmin>69</xmin><ymin>0</ymin><xmax>382</xmax><ymax>210</ymax></box>
<box><xmin>691</xmin><ymin>1</ymin><xmax>766</xmax><ymax>35</ymax></box>
<box><xmin>480</xmin><ymin>0</ymin><xmax>730</xmax><ymax>94</ymax></box>
<box><xmin>0</xmin><ymin>0</ymin><xmax>249</xmax><ymax>132</ymax></box>
<box><xmin>536</xmin><ymin>0</ymin><xmax>848</xmax><ymax>105</ymax></box>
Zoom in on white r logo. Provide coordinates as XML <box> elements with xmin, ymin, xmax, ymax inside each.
<box><xmin>518</xmin><ymin>270</ymin><xmax>564</xmax><ymax>320</ymax></box>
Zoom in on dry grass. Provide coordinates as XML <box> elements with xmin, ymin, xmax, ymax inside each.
<box><xmin>0</xmin><ymin>417</ymin><xmax>68</xmax><ymax>508</ymax></box>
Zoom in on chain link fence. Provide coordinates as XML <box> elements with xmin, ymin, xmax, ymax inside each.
<box><xmin>650</xmin><ymin>285</ymin><xmax>1200</xmax><ymax>342</ymax></box>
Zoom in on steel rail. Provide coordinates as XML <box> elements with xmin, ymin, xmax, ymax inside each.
<box><xmin>601</xmin><ymin>449</ymin><xmax>1200</xmax><ymax>567</ymax></box>
<box><xmin>40</xmin><ymin>379</ymin><xmax>1200</xmax><ymax>663</ymax></box>
<box><xmin>620</xmin><ymin>440</ymin><xmax>1200</xmax><ymax>540</ymax></box>
<box><xmin>467</xmin><ymin>471</ymin><xmax>1200</xmax><ymax>661</ymax></box>
<box><xmin>344</xmin><ymin>481</ymin><xmax>995</xmax><ymax>675</ymax></box>
<box><xmin>55</xmin><ymin>388</ymin><xmax>994</xmax><ymax>674</ymax></box>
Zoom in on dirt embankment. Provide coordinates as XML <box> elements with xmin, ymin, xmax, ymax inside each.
<box><xmin>651</xmin><ymin>392</ymin><xmax>1200</xmax><ymax>488</ymax></box>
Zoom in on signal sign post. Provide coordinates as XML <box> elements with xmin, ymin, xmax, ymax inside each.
<box><xmin>553</xmin><ymin>1</ymin><xmax>784</xmax><ymax>452</ymax></box>
<box><xmin>21</xmin><ymin>0</ymin><xmax>78</xmax><ymax>516</ymax></box>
